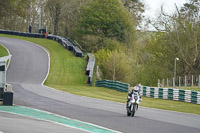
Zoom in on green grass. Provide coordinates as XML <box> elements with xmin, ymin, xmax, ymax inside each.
<box><xmin>0</xmin><ymin>34</ymin><xmax>87</xmax><ymax>86</ymax></box>
<box><xmin>178</xmin><ymin>87</ymin><xmax>200</xmax><ymax>92</ymax></box>
<box><xmin>140</xmin><ymin>97</ymin><xmax>200</xmax><ymax>115</ymax></box>
<box><xmin>0</xmin><ymin>43</ymin><xmax>10</xmax><ymax>65</ymax></box>
<box><xmin>0</xmin><ymin>44</ymin><xmax>9</xmax><ymax>57</ymax></box>
<box><xmin>1</xmin><ymin>34</ymin><xmax>200</xmax><ymax>115</ymax></box>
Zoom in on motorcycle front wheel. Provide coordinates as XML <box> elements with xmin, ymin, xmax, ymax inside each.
<box><xmin>127</xmin><ymin>109</ymin><xmax>131</xmax><ymax>116</ymax></box>
<box><xmin>131</xmin><ymin>104</ymin><xmax>136</xmax><ymax>117</ymax></box>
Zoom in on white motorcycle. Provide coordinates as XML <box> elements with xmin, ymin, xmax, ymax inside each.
<box><xmin>127</xmin><ymin>92</ymin><xmax>141</xmax><ymax>117</ymax></box>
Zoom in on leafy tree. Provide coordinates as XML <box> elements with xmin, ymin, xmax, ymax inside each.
<box><xmin>139</xmin><ymin>0</ymin><xmax>200</xmax><ymax>86</ymax></box>
<box><xmin>76</xmin><ymin>0</ymin><xmax>136</xmax><ymax>52</ymax></box>
<box><xmin>0</xmin><ymin>0</ymin><xmax>36</xmax><ymax>31</ymax></box>
<box><xmin>95</xmin><ymin>48</ymin><xmax>131</xmax><ymax>82</ymax></box>
<box><xmin>62</xmin><ymin>0</ymin><xmax>89</xmax><ymax>37</ymax></box>
<box><xmin>45</xmin><ymin>0</ymin><xmax>65</xmax><ymax>35</ymax></box>
<box><xmin>159</xmin><ymin>0</ymin><xmax>200</xmax><ymax>76</ymax></box>
<box><xmin>140</xmin><ymin>32</ymin><xmax>175</xmax><ymax>86</ymax></box>
<box><xmin>122</xmin><ymin>0</ymin><xmax>145</xmax><ymax>27</ymax></box>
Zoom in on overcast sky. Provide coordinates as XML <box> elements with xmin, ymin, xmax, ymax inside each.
<box><xmin>143</xmin><ymin>0</ymin><xmax>188</xmax><ymax>19</ymax></box>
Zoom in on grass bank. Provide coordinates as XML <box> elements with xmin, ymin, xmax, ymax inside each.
<box><xmin>0</xmin><ymin>34</ymin><xmax>199</xmax><ymax>115</ymax></box>
<box><xmin>0</xmin><ymin>34</ymin><xmax>87</xmax><ymax>86</ymax></box>
<box><xmin>0</xmin><ymin>43</ymin><xmax>10</xmax><ymax>65</ymax></box>
<box><xmin>0</xmin><ymin>44</ymin><xmax>9</xmax><ymax>57</ymax></box>
<box><xmin>179</xmin><ymin>87</ymin><xmax>200</xmax><ymax>92</ymax></box>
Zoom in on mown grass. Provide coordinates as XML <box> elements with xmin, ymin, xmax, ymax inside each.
<box><xmin>1</xmin><ymin>34</ymin><xmax>200</xmax><ymax>115</ymax></box>
<box><xmin>0</xmin><ymin>44</ymin><xmax>9</xmax><ymax>57</ymax></box>
<box><xmin>0</xmin><ymin>44</ymin><xmax>10</xmax><ymax>65</ymax></box>
<box><xmin>0</xmin><ymin>34</ymin><xmax>87</xmax><ymax>86</ymax></box>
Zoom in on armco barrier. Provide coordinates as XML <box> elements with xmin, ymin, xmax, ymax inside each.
<box><xmin>95</xmin><ymin>80</ymin><xmax>130</xmax><ymax>92</ymax></box>
<box><xmin>86</xmin><ymin>53</ymin><xmax>95</xmax><ymax>85</ymax></box>
<box><xmin>140</xmin><ymin>86</ymin><xmax>200</xmax><ymax>104</ymax></box>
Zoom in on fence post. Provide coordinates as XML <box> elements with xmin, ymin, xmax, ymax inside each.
<box><xmin>162</xmin><ymin>79</ymin><xmax>164</xmax><ymax>87</ymax></box>
<box><xmin>199</xmin><ymin>75</ymin><xmax>200</xmax><ymax>88</ymax></box>
<box><xmin>192</xmin><ymin>75</ymin><xmax>194</xmax><ymax>88</ymax></box>
<box><xmin>185</xmin><ymin>75</ymin><xmax>187</xmax><ymax>87</ymax></box>
<box><xmin>173</xmin><ymin>77</ymin><xmax>175</xmax><ymax>88</ymax></box>
<box><xmin>158</xmin><ymin>79</ymin><xmax>160</xmax><ymax>87</ymax></box>
<box><xmin>167</xmin><ymin>78</ymin><xmax>168</xmax><ymax>87</ymax></box>
<box><xmin>179</xmin><ymin>76</ymin><xmax>181</xmax><ymax>88</ymax></box>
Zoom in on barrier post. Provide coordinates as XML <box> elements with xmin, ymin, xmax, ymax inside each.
<box><xmin>192</xmin><ymin>75</ymin><xmax>194</xmax><ymax>88</ymax></box>
<box><xmin>199</xmin><ymin>75</ymin><xmax>200</xmax><ymax>88</ymax></box>
<box><xmin>173</xmin><ymin>77</ymin><xmax>175</xmax><ymax>88</ymax></box>
<box><xmin>167</xmin><ymin>78</ymin><xmax>168</xmax><ymax>87</ymax></box>
<box><xmin>185</xmin><ymin>76</ymin><xmax>187</xmax><ymax>87</ymax></box>
<box><xmin>162</xmin><ymin>79</ymin><xmax>164</xmax><ymax>87</ymax></box>
<box><xmin>158</xmin><ymin>79</ymin><xmax>160</xmax><ymax>87</ymax></box>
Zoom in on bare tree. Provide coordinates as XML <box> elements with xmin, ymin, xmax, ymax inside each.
<box><xmin>45</xmin><ymin>0</ymin><xmax>65</xmax><ymax>35</ymax></box>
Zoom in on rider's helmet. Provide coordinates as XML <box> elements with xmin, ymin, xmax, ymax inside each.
<box><xmin>133</xmin><ymin>86</ymin><xmax>139</xmax><ymax>92</ymax></box>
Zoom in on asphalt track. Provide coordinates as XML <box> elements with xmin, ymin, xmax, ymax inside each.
<box><xmin>0</xmin><ymin>111</ymin><xmax>85</xmax><ymax>133</ymax></box>
<box><xmin>0</xmin><ymin>37</ymin><xmax>200</xmax><ymax>133</ymax></box>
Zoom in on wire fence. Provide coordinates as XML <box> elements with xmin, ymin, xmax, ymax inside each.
<box><xmin>158</xmin><ymin>75</ymin><xmax>200</xmax><ymax>88</ymax></box>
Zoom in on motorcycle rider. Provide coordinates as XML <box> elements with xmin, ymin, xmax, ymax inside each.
<box><xmin>126</xmin><ymin>86</ymin><xmax>141</xmax><ymax>109</ymax></box>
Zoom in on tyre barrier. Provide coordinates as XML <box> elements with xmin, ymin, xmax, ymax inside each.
<box><xmin>95</xmin><ymin>80</ymin><xmax>130</xmax><ymax>92</ymax></box>
<box><xmin>86</xmin><ymin>53</ymin><xmax>95</xmax><ymax>85</ymax></box>
<box><xmin>140</xmin><ymin>86</ymin><xmax>200</xmax><ymax>104</ymax></box>
<box><xmin>3</xmin><ymin>84</ymin><xmax>13</xmax><ymax>106</ymax></box>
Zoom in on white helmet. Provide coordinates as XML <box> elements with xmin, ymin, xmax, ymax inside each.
<box><xmin>133</xmin><ymin>86</ymin><xmax>139</xmax><ymax>91</ymax></box>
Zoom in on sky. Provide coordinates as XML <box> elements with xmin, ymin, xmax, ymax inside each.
<box><xmin>143</xmin><ymin>0</ymin><xmax>188</xmax><ymax>19</ymax></box>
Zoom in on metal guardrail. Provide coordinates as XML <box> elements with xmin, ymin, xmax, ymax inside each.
<box><xmin>86</xmin><ymin>53</ymin><xmax>95</xmax><ymax>85</ymax></box>
<box><xmin>140</xmin><ymin>86</ymin><xmax>200</xmax><ymax>104</ymax></box>
<box><xmin>96</xmin><ymin>80</ymin><xmax>130</xmax><ymax>92</ymax></box>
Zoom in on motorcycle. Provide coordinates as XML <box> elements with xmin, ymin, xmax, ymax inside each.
<box><xmin>127</xmin><ymin>92</ymin><xmax>140</xmax><ymax>117</ymax></box>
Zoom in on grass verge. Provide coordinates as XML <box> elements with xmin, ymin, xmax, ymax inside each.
<box><xmin>178</xmin><ymin>87</ymin><xmax>200</xmax><ymax>92</ymax></box>
<box><xmin>0</xmin><ymin>44</ymin><xmax>9</xmax><ymax>57</ymax></box>
<box><xmin>0</xmin><ymin>34</ymin><xmax>200</xmax><ymax>115</ymax></box>
<box><xmin>0</xmin><ymin>43</ymin><xmax>10</xmax><ymax>65</ymax></box>
<box><xmin>0</xmin><ymin>34</ymin><xmax>87</xmax><ymax>86</ymax></box>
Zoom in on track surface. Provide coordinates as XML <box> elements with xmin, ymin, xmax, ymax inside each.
<box><xmin>0</xmin><ymin>37</ymin><xmax>200</xmax><ymax>133</ymax></box>
<box><xmin>0</xmin><ymin>111</ymin><xmax>84</xmax><ymax>133</ymax></box>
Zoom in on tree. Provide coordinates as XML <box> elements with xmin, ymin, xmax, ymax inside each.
<box><xmin>159</xmin><ymin>0</ymin><xmax>200</xmax><ymax>76</ymax></box>
<box><xmin>122</xmin><ymin>0</ymin><xmax>145</xmax><ymax>28</ymax></box>
<box><xmin>62</xmin><ymin>0</ymin><xmax>89</xmax><ymax>37</ymax></box>
<box><xmin>0</xmin><ymin>0</ymin><xmax>36</xmax><ymax>31</ymax></box>
<box><xmin>76</xmin><ymin>0</ymin><xmax>136</xmax><ymax>52</ymax></box>
<box><xmin>45</xmin><ymin>0</ymin><xmax>65</xmax><ymax>35</ymax></box>
<box><xmin>139</xmin><ymin>0</ymin><xmax>200</xmax><ymax>86</ymax></box>
<box><xmin>95</xmin><ymin>48</ymin><xmax>131</xmax><ymax>82</ymax></box>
